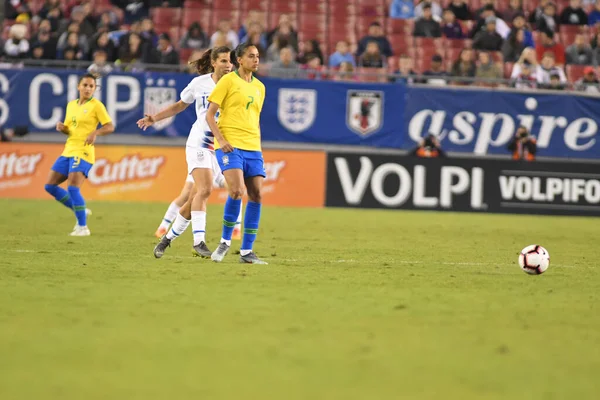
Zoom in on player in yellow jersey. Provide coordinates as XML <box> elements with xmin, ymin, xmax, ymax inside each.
<box><xmin>45</xmin><ymin>74</ymin><xmax>114</xmax><ymax>236</ymax></box>
<box><xmin>206</xmin><ymin>43</ymin><xmax>268</xmax><ymax>264</ymax></box>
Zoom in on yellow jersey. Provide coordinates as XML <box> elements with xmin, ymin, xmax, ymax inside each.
<box><xmin>61</xmin><ymin>97</ymin><xmax>112</xmax><ymax>164</ymax></box>
<box><xmin>207</xmin><ymin>71</ymin><xmax>266</xmax><ymax>151</ymax></box>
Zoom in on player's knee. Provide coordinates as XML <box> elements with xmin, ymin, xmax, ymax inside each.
<box><xmin>229</xmin><ymin>188</ymin><xmax>244</xmax><ymax>200</ymax></box>
<box><xmin>247</xmin><ymin>189</ymin><xmax>262</xmax><ymax>204</ymax></box>
<box><xmin>196</xmin><ymin>185</ymin><xmax>212</xmax><ymax>200</ymax></box>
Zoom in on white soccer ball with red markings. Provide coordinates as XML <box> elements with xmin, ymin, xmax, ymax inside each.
<box><xmin>518</xmin><ymin>245</ymin><xmax>550</xmax><ymax>275</ymax></box>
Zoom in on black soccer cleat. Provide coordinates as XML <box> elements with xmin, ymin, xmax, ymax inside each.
<box><xmin>153</xmin><ymin>236</ymin><xmax>171</xmax><ymax>259</ymax></box>
<box><xmin>239</xmin><ymin>252</ymin><xmax>268</xmax><ymax>265</ymax></box>
<box><xmin>192</xmin><ymin>241</ymin><xmax>212</xmax><ymax>258</ymax></box>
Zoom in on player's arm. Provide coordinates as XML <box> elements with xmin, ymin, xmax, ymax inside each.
<box><xmin>85</xmin><ymin>102</ymin><xmax>115</xmax><ymax>145</ymax></box>
<box><xmin>56</xmin><ymin>105</ymin><xmax>70</xmax><ymax>135</ymax></box>
<box><xmin>137</xmin><ymin>100</ymin><xmax>190</xmax><ymax>131</ymax></box>
<box><xmin>206</xmin><ymin>102</ymin><xmax>233</xmax><ymax>153</ymax></box>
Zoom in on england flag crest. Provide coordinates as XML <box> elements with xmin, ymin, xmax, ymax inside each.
<box><xmin>144</xmin><ymin>86</ymin><xmax>177</xmax><ymax>130</ymax></box>
<box><xmin>346</xmin><ymin>90</ymin><xmax>384</xmax><ymax>136</ymax></box>
<box><xmin>278</xmin><ymin>88</ymin><xmax>317</xmax><ymax>134</ymax></box>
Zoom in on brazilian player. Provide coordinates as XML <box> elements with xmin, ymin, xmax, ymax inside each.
<box><xmin>206</xmin><ymin>43</ymin><xmax>267</xmax><ymax>264</ymax></box>
<box><xmin>45</xmin><ymin>73</ymin><xmax>114</xmax><ymax>236</ymax></box>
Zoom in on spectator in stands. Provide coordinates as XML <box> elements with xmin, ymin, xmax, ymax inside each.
<box><xmin>589</xmin><ymin>1</ymin><xmax>600</xmax><ymax>27</ymax></box>
<box><xmin>390</xmin><ymin>0</ymin><xmax>415</xmax><ymax>19</ymax></box>
<box><xmin>358</xmin><ymin>41</ymin><xmax>386</xmax><ymax>68</ymax></box>
<box><xmin>210</xmin><ymin>20</ymin><xmax>240</xmax><ymax>49</ymax></box>
<box><xmin>267</xmin><ymin>14</ymin><xmax>298</xmax><ymax>51</ymax></box>
<box><xmin>357</xmin><ymin>22</ymin><xmax>393</xmax><ymax>58</ymax></box>
<box><xmin>61</xmin><ymin>6</ymin><xmax>95</xmax><ymax>40</ymax></box>
<box><xmin>302</xmin><ymin>54</ymin><xmax>325</xmax><ymax>80</ymax></box>
<box><xmin>111</xmin><ymin>0</ymin><xmax>149</xmax><ymax>25</ymax></box>
<box><xmin>415</xmin><ymin>1</ymin><xmax>442</xmax><ymax>22</ymax></box>
<box><xmin>117</xmin><ymin>32</ymin><xmax>146</xmax><ymax>67</ymax></box>
<box><xmin>31</xmin><ymin>23</ymin><xmax>57</xmax><ymax>60</ymax></box>
<box><xmin>394</xmin><ymin>53</ymin><xmax>417</xmax><ymax>83</ymax></box>
<box><xmin>29</xmin><ymin>43</ymin><xmax>45</xmax><ymax>63</ymax></box>
<box><xmin>413</xmin><ymin>4</ymin><xmax>442</xmax><ymax>37</ymax></box>
<box><xmin>422</xmin><ymin>54</ymin><xmax>448</xmax><ymax>85</ymax></box>
<box><xmin>88</xmin><ymin>49</ymin><xmax>113</xmax><ymax>76</ymax></box>
<box><xmin>39</xmin><ymin>0</ymin><xmax>63</xmax><ymax>20</ymax></box>
<box><xmin>507</xmin><ymin>126</ymin><xmax>537</xmax><ymax>161</ymax></box>
<box><xmin>536</xmin><ymin>30</ymin><xmax>565</xmax><ymax>65</ymax></box>
<box><xmin>148</xmin><ymin>33</ymin><xmax>180</xmax><ymax>65</ymax></box>
<box><xmin>450</xmin><ymin>48</ymin><xmax>476</xmax><ymax>82</ymax></box>
<box><xmin>150</xmin><ymin>0</ymin><xmax>183</xmax><ymax>7</ymax></box>
<box><xmin>441</xmin><ymin>9</ymin><xmax>464</xmax><ymax>39</ymax></box>
<box><xmin>560</xmin><ymin>0</ymin><xmax>588</xmax><ymax>25</ymax></box>
<box><xmin>297</xmin><ymin>39</ymin><xmax>324</xmax><ymax>65</ymax></box>
<box><xmin>89</xmin><ymin>31</ymin><xmax>116</xmax><ymax>62</ymax></box>
<box><xmin>4</xmin><ymin>24</ymin><xmax>30</xmax><ymax>60</ymax></box>
<box><xmin>476</xmin><ymin>0</ymin><xmax>499</xmax><ymax>18</ymax></box>
<box><xmin>473</xmin><ymin>17</ymin><xmax>504</xmax><ymax>51</ymax></box>
<box><xmin>267</xmin><ymin>34</ymin><xmax>289</xmax><ymax>63</ymax></box>
<box><xmin>471</xmin><ymin>5</ymin><xmax>511</xmax><ymax>39</ymax></box>
<box><xmin>211</xmin><ymin>32</ymin><xmax>229</xmax><ymax>48</ymax></box>
<box><xmin>511</xmin><ymin>14</ymin><xmax>535</xmax><ymax>48</ymax></box>
<box><xmin>241</xmin><ymin>22</ymin><xmax>268</xmax><ymax>50</ymax></box>
<box><xmin>329</xmin><ymin>40</ymin><xmax>356</xmax><ymax>68</ymax></box>
<box><xmin>333</xmin><ymin>62</ymin><xmax>358</xmax><ymax>82</ymax></box>
<box><xmin>5</xmin><ymin>0</ymin><xmax>31</xmax><ymax>20</ymax></box>
<box><xmin>64</xmin><ymin>32</ymin><xmax>84</xmax><ymax>60</ymax></box>
<box><xmin>180</xmin><ymin>22</ymin><xmax>209</xmax><ymax>50</ymax></box>
<box><xmin>270</xmin><ymin>47</ymin><xmax>300</xmax><ymax>79</ymax></box>
<box><xmin>536</xmin><ymin>52</ymin><xmax>567</xmax><ymax>86</ymax></box>
<box><xmin>97</xmin><ymin>12</ymin><xmax>119</xmax><ymax>33</ymax></box>
<box><xmin>140</xmin><ymin>18</ymin><xmax>159</xmax><ymax>48</ymax></box>
<box><xmin>239</xmin><ymin>10</ymin><xmax>263</xmax><ymax>41</ymax></box>
<box><xmin>503</xmin><ymin>29</ymin><xmax>527</xmax><ymax>63</ymax></box>
<box><xmin>411</xmin><ymin>134</ymin><xmax>446</xmax><ymax>158</ymax></box>
<box><xmin>575</xmin><ymin>66</ymin><xmax>600</xmax><ymax>93</ymax></box>
<box><xmin>529</xmin><ymin>0</ymin><xmax>550</xmax><ymax>26</ymax></box>
<box><xmin>511</xmin><ymin>47</ymin><xmax>539</xmax><ymax>88</ymax></box>
<box><xmin>57</xmin><ymin>23</ymin><xmax>89</xmax><ymax>56</ymax></box>
<box><xmin>536</xmin><ymin>3</ymin><xmax>560</xmax><ymax>33</ymax></box>
<box><xmin>475</xmin><ymin>51</ymin><xmax>503</xmax><ymax>84</ymax></box>
<box><xmin>591</xmin><ymin>32</ymin><xmax>600</xmax><ymax>64</ymax></box>
<box><xmin>503</xmin><ymin>0</ymin><xmax>524</xmax><ymax>23</ymax></box>
<box><xmin>117</xmin><ymin>21</ymin><xmax>142</xmax><ymax>48</ymax></box>
<box><xmin>566</xmin><ymin>34</ymin><xmax>594</xmax><ymax>65</ymax></box>
<box><xmin>448</xmin><ymin>0</ymin><xmax>472</xmax><ymax>21</ymax></box>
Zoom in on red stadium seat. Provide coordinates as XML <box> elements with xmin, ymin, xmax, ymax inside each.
<box><xmin>212</xmin><ymin>9</ymin><xmax>241</xmax><ymax>30</ymax></box>
<box><xmin>152</xmin><ymin>7</ymin><xmax>182</xmax><ymax>26</ymax></box>
<box><xmin>299</xmin><ymin>1</ymin><xmax>326</xmax><ymax>14</ymax></box>
<box><xmin>182</xmin><ymin>8</ymin><xmax>212</xmax><ymax>32</ymax></box>
<box><xmin>179</xmin><ymin>48</ymin><xmax>195</xmax><ymax>64</ymax></box>
<box><xmin>268</xmin><ymin>12</ymin><xmax>298</xmax><ymax>30</ymax></box>
<box><xmin>213</xmin><ymin>0</ymin><xmax>241</xmax><ymax>10</ymax></box>
<box><xmin>241</xmin><ymin>0</ymin><xmax>268</xmax><ymax>10</ymax></box>
<box><xmin>387</xmin><ymin>19</ymin><xmax>414</xmax><ymax>35</ymax></box>
<box><xmin>566</xmin><ymin>64</ymin><xmax>589</xmax><ymax>82</ymax></box>
<box><xmin>357</xmin><ymin>67</ymin><xmax>387</xmax><ymax>82</ymax></box>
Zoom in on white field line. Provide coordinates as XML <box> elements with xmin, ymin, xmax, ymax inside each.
<box><xmin>6</xmin><ymin>249</ymin><xmax>576</xmax><ymax>268</ymax></box>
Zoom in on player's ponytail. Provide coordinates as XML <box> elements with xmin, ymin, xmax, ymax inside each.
<box><xmin>189</xmin><ymin>46</ymin><xmax>232</xmax><ymax>75</ymax></box>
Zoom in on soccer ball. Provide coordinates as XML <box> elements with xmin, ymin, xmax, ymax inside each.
<box><xmin>518</xmin><ymin>245</ymin><xmax>550</xmax><ymax>275</ymax></box>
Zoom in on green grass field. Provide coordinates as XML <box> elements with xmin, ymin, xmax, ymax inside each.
<box><xmin>1</xmin><ymin>198</ymin><xmax>599</xmax><ymax>400</ymax></box>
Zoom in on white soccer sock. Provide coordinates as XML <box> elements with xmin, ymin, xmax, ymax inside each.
<box><xmin>191</xmin><ymin>211</ymin><xmax>207</xmax><ymax>245</ymax></box>
<box><xmin>240</xmin><ymin>249</ymin><xmax>251</xmax><ymax>256</ymax></box>
<box><xmin>159</xmin><ymin>201</ymin><xmax>181</xmax><ymax>230</ymax></box>
<box><xmin>166</xmin><ymin>213</ymin><xmax>190</xmax><ymax>241</ymax></box>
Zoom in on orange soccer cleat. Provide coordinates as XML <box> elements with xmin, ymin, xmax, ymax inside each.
<box><xmin>155</xmin><ymin>226</ymin><xmax>168</xmax><ymax>238</ymax></box>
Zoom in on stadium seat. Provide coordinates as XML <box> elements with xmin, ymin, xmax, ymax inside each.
<box><xmin>387</xmin><ymin>19</ymin><xmax>414</xmax><ymax>35</ymax></box>
<box><xmin>181</xmin><ymin>8</ymin><xmax>212</xmax><ymax>32</ymax></box>
<box><xmin>357</xmin><ymin>67</ymin><xmax>387</xmax><ymax>82</ymax></box>
<box><xmin>179</xmin><ymin>48</ymin><xmax>195</xmax><ymax>64</ymax></box>
<box><xmin>268</xmin><ymin>12</ymin><xmax>298</xmax><ymax>30</ymax></box>
<box><xmin>213</xmin><ymin>0</ymin><xmax>241</xmax><ymax>10</ymax></box>
<box><xmin>299</xmin><ymin>1</ymin><xmax>326</xmax><ymax>14</ymax></box>
<box><xmin>566</xmin><ymin>65</ymin><xmax>589</xmax><ymax>82</ymax></box>
<box><xmin>152</xmin><ymin>7</ymin><xmax>182</xmax><ymax>27</ymax></box>
<box><xmin>241</xmin><ymin>0</ymin><xmax>268</xmax><ymax>10</ymax></box>
<box><xmin>414</xmin><ymin>37</ymin><xmax>444</xmax><ymax>50</ymax></box>
<box><xmin>212</xmin><ymin>9</ymin><xmax>241</xmax><ymax>30</ymax></box>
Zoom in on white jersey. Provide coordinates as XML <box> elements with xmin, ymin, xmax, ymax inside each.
<box><xmin>180</xmin><ymin>73</ymin><xmax>216</xmax><ymax>150</ymax></box>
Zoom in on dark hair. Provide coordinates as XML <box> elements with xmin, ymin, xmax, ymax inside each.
<box><xmin>78</xmin><ymin>73</ymin><xmax>98</xmax><ymax>83</ymax></box>
<box><xmin>189</xmin><ymin>46</ymin><xmax>231</xmax><ymax>74</ymax></box>
<box><xmin>231</xmin><ymin>42</ymin><xmax>257</xmax><ymax>68</ymax></box>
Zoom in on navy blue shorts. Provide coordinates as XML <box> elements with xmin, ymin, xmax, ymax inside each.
<box><xmin>215</xmin><ymin>149</ymin><xmax>266</xmax><ymax>178</ymax></box>
<box><xmin>51</xmin><ymin>156</ymin><xmax>93</xmax><ymax>178</ymax></box>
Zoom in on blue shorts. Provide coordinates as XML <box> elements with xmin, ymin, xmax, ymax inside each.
<box><xmin>51</xmin><ymin>156</ymin><xmax>93</xmax><ymax>178</ymax></box>
<box><xmin>215</xmin><ymin>149</ymin><xmax>266</xmax><ymax>178</ymax></box>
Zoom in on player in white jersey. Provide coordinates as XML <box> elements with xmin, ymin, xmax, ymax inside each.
<box><xmin>137</xmin><ymin>47</ymin><xmax>237</xmax><ymax>258</ymax></box>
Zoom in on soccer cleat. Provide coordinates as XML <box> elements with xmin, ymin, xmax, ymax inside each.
<box><xmin>232</xmin><ymin>226</ymin><xmax>242</xmax><ymax>240</ymax></box>
<box><xmin>70</xmin><ymin>226</ymin><xmax>91</xmax><ymax>236</ymax></box>
<box><xmin>153</xmin><ymin>236</ymin><xmax>171</xmax><ymax>259</ymax></box>
<box><xmin>211</xmin><ymin>242</ymin><xmax>230</xmax><ymax>262</ymax></box>
<box><xmin>192</xmin><ymin>241</ymin><xmax>212</xmax><ymax>258</ymax></box>
<box><xmin>73</xmin><ymin>209</ymin><xmax>93</xmax><ymax>231</ymax></box>
<box><xmin>239</xmin><ymin>252</ymin><xmax>268</xmax><ymax>265</ymax></box>
<box><xmin>155</xmin><ymin>226</ymin><xmax>168</xmax><ymax>238</ymax></box>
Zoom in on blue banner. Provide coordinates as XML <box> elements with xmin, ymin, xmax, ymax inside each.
<box><xmin>404</xmin><ymin>86</ymin><xmax>600</xmax><ymax>158</ymax></box>
<box><xmin>1</xmin><ymin>68</ymin><xmax>600</xmax><ymax>158</ymax></box>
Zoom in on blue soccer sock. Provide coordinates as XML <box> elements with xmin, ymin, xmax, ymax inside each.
<box><xmin>44</xmin><ymin>184</ymin><xmax>73</xmax><ymax>210</ymax></box>
<box><xmin>68</xmin><ymin>186</ymin><xmax>87</xmax><ymax>226</ymax></box>
<box><xmin>241</xmin><ymin>201</ymin><xmax>261</xmax><ymax>254</ymax></box>
<box><xmin>221</xmin><ymin>196</ymin><xmax>242</xmax><ymax>244</ymax></box>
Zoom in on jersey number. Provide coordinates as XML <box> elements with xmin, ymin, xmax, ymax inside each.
<box><xmin>246</xmin><ymin>96</ymin><xmax>254</xmax><ymax>110</ymax></box>
<box><xmin>71</xmin><ymin>116</ymin><xmax>77</xmax><ymax>128</ymax></box>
